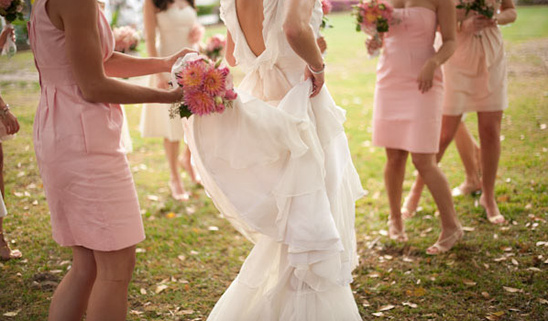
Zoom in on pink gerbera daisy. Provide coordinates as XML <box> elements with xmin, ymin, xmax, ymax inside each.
<box><xmin>202</xmin><ymin>67</ymin><xmax>226</xmax><ymax>96</ymax></box>
<box><xmin>184</xmin><ymin>90</ymin><xmax>216</xmax><ymax>116</ymax></box>
<box><xmin>179</xmin><ymin>60</ymin><xmax>206</xmax><ymax>91</ymax></box>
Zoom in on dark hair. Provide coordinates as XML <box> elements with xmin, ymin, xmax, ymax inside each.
<box><xmin>153</xmin><ymin>0</ymin><xmax>195</xmax><ymax>11</ymax></box>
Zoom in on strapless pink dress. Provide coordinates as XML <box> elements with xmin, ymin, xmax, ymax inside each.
<box><xmin>373</xmin><ymin>7</ymin><xmax>443</xmax><ymax>154</ymax></box>
<box><xmin>29</xmin><ymin>0</ymin><xmax>145</xmax><ymax>251</ymax></box>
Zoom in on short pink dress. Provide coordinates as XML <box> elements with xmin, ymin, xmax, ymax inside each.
<box><xmin>29</xmin><ymin>0</ymin><xmax>145</xmax><ymax>251</ymax></box>
<box><xmin>442</xmin><ymin>7</ymin><xmax>508</xmax><ymax>115</ymax></box>
<box><xmin>373</xmin><ymin>7</ymin><xmax>444</xmax><ymax>154</ymax></box>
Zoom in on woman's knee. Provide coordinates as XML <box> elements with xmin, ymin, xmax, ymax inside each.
<box><xmin>94</xmin><ymin>247</ymin><xmax>136</xmax><ymax>283</ymax></box>
<box><xmin>411</xmin><ymin>154</ymin><xmax>436</xmax><ymax>173</ymax></box>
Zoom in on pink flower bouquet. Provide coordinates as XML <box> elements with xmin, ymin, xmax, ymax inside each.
<box><xmin>353</xmin><ymin>0</ymin><xmax>395</xmax><ymax>57</ymax></box>
<box><xmin>456</xmin><ymin>0</ymin><xmax>496</xmax><ymax>19</ymax></box>
<box><xmin>170</xmin><ymin>53</ymin><xmax>238</xmax><ymax>119</ymax></box>
<box><xmin>0</xmin><ymin>0</ymin><xmax>24</xmax><ymax>23</ymax></box>
<box><xmin>113</xmin><ymin>26</ymin><xmax>141</xmax><ymax>53</ymax></box>
<box><xmin>320</xmin><ymin>0</ymin><xmax>333</xmax><ymax>30</ymax></box>
<box><xmin>202</xmin><ymin>34</ymin><xmax>226</xmax><ymax>61</ymax></box>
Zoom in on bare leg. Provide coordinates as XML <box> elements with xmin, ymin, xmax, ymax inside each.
<box><xmin>0</xmin><ymin>143</ymin><xmax>21</xmax><ymax>260</ymax></box>
<box><xmin>453</xmin><ymin>122</ymin><xmax>482</xmax><ymax>195</ymax></box>
<box><xmin>384</xmin><ymin>148</ymin><xmax>409</xmax><ymax>241</ymax></box>
<box><xmin>477</xmin><ymin>111</ymin><xmax>505</xmax><ymax>224</ymax></box>
<box><xmin>48</xmin><ymin>247</ymin><xmax>97</xmax><ymax>321</ymax></box>
<box><xmin>86</xmin><ymin>245</ymin><xmax>136</xmax><ymax>321</ymax></box>
<box><xmin>411</xmin><ymin>153</ymin><xmax>462</xmax><ymax>254</ymax></box>
<box><xmin>403</xmin><ymin>115</ymin><xmax>462</xmax><ymax>217</ymax></box>
<box><xmin>164</xmin><ymin>139</ymin><xmax>189</xmax><ymax>201</ymax></box>
<box><xmin>179</xmin><ymin>145</ymin><xmax>198</xmax><ymax>184</ymax></box>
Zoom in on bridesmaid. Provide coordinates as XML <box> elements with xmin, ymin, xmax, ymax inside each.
<box><xmin>140</xmin><ymin>0</ymin><xmax>203</xmax><ymax>200</ymax></box>
<box><xmin>369</xmin><ymin>0</ymin><xmax>462</xmax><ymax>254</ymax></box>
<box><xmin>29</xmin><ymin>0</ymin><xmax>190</xmax><ymax>320</ymax></box>
<box><xmin>402</xmin><ymin>0</ymin><xmax>517</xmax><ymax>225</ymax></box>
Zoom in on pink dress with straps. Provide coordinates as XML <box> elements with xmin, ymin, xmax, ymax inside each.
<box><xmin>29</xmin><ymin>0</ymin><xmax>145</xmax><ymax>251</ymax></box>
<box><xmin>372</xmin><ymin>7</ymin><xmax>444</xmax><ymax>154</ymax></box>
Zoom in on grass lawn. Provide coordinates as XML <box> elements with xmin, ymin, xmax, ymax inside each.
<box><xmin>0</xmin><ymin>6</ymin><xmax>547</xmax><ymax>321</ymax></box>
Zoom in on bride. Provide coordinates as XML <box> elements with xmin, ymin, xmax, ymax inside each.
<box><xmin>184</xmin><ymin>0</ymin><xmax>364</xmax><ymax>319</ymax></box>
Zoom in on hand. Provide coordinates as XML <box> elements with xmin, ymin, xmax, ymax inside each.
<box><xmin>416</xmin><ymin>60</ymin><xmax>438</xmax><ymax>93</ymax></box>
<box><xmin>1</xmin><ymin>110</ymin><xmax>20</xmax><ymax>135</ymax></box>
<box><xmin>165</xmin><ymin>86</ymin><xmax>185</xmax><ymax>104</ymax></box>
<box><xmin>188</xmin><ymin>24</ymin><xmax>205</xmax><ymax>45</ymax></box>
<box><xmin>304</xmin><ymin>65</ymin><xmax>324</xmax><ymax>98</ymax></box>
<box><xmin>164</xmin><ymin>48</ymin><xmax>198</xmax><ymax>72</ymax></box>
<box><xmin>462</xmin><ymin>15</ymin><xmax>496</xmax><ymax>33</ymax></box>
<box><xmin>365</xmin><ymin>34</ymin><xmax>383</xmax><ymax>56</ymax></box>
<box><xmin>156</xmin><ymin>73</ymin><xmax>170</xmax><ymax>90</ymax></box>
<box><xmin>0</xmin><ymin>25</ymin><xmax>15</xmax><ymax>48</ymax></box>
<box><xmin>316</xmin><ymin>36</ymin><xmax>327</xmax><ymax>54</ymax></box>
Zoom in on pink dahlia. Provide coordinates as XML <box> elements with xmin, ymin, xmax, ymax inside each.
<box><xmin>184</xmin><ymin>90</ymin><xmax>216</xmax><ymax>116</ymax></box>
<box><xmin>202</xmin><ymin>67</ymin><xmax>226</xmax><ymax>96</ymax></box>
<box><xmin>321</xmin><ymin>0</ymin><xmax>332</xmax><ymax>15</ymax></box>
<box><xmin>178</xmin><ymin>60</ymin><xmax>206</xmax><ymax>91</ymax></box>
<box><xmin>0</xmin><ymin>0</ymin><xmax>13</xmax><ymax>10</ymax></box>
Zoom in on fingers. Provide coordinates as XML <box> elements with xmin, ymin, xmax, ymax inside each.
<box><xmin>310</xmin><ymin>77</ymin><xmax>324</xmax><ymax>98</ymax></box>
<box><xmin>417</xmin><ymin>79</ymin><xmax>433</xmax><ymax>93</ymax></box>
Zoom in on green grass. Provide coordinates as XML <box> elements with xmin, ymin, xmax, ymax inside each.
<box><xmin>0</xmin><ymin>6</ymin><xmax>547</xmax><ymax>321</ymax></box>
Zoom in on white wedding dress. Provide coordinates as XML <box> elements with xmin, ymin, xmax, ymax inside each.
<box><xmin>184</xmin><ymin>1</ymin><xmax>364</xmax><ymax>320</ymax></box>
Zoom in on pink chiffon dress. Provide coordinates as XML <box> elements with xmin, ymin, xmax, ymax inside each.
<box><xmin>29</xmin><ymin>0</ymin><xmax>145</xmax><ymax>251</ymax></box>
<box><xmin>442</xmin><ymin>5</ymin><xmax>508</xmax><ymax>115</ymax></box>
<box><xmin>372</xmin><ymin>7</ymin><xmax>444</xmax><ymax>154</ymax></box>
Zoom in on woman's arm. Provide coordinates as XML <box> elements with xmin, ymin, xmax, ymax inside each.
<box><xmin>225</xmin><ymin>30</ymin><xmax>236</xmax><ymax>67</ymax></box>
<box><xmin>53</xmin><ymin>0</ymin><xmax>182</xmax><ymax>104</ymax></box>
<box><xmin>495</xmin><ymin>0</ymin><xmax>517</xmax><ymax>25</ymax></box>
<box><xmin>417</xmin><ymin>0</ymin><xmax>457</xmax><ymax>93</ymax></box>
<box><xmin>104</xmin><ymin>49</ymin><xmax>194</xmax><ymax>78</ymax></box>
<box><xmin>283</xmin><ymin>0</ymin><xmax>324</xmax><ymax>97</ymax></box>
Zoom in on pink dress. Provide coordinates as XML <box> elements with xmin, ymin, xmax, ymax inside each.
<box><xmin>442</xmin><ymin>7</ymin><xmax>508</xmax><ymax>115</ymax></box>
<box><xmin>29</xmin><ymin>0</ymin><xmax>145</xmax><ymax>251</ymax></box>
<box><xmin>372</xmin><ymin>7</ymin><xmax>444</xmax><ymax>154</ymax></box>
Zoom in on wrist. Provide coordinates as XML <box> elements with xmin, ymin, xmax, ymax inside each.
<box><xmin>0</xmin><ymin>104</ymin><xmax>10</xmax><ymax>119</ymax></box>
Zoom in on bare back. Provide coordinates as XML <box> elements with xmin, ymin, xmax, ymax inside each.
<box><xmin>235</xmin><ymin>0</ymin><xmax>266</xmax><ymax>57</ymax></box>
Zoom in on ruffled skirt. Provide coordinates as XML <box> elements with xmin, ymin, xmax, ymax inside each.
<box><xmin>184</xmin><ymin>81</ymin><xmax>364</xmax><ymax>320</ymax></box>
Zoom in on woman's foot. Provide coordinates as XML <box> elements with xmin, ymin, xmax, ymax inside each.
<box><xmin>401</xmin><ymin>192</ymin><xmax>420</xmax><ymax>220</ymax></box>
<box><xmin>426</xmin><ymin>226</ymin><xmax>463</xmax><ymax>255</ymax></box>
<box><xmin>479</xmin><ymin>195</ymin><xmax>505</xmax><ymax>224</ymax></box>
<box><xmin>169</xmin><ymin>179</ymin><xmax>190</xmax><ymax>201</ymax></box>
<box><xmin>388</xmin><ymin>219</ymin><xmax>408</xmax><ymax>242</ymax></box>
<box><xmin>0</xmin><ymin>233</ymin><xmax>22</xmax><ymax>261</ymax></box>
<box><xmin>451</xmin><ymin>180</ymin><xmax>482</xmax><ymax>197</ymax></box>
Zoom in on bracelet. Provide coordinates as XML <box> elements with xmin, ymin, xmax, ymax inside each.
<box><xmin>307</xmin><ymin>63</ymin><xmax>325</xmax><ymax>75</ymax></box>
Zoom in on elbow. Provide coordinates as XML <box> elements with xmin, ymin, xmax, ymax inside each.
<box><xmin>225</xmin><ymin>54</ymin><xmax>237</xmax><ymax>67</ymax></box>
<box><xmin>508</xmin><ymin>10</ymin><xmax>517</xmax><ymax>24</ymax></box>
<box><xmin>79</xmin><ymin>82</ymin><xmax>103</xmax><ymax>103</ymax></box>
<box><xmin>283</xmin><ymin>20</ymin><xmax>306</xmax><ymax>44</ymax></box>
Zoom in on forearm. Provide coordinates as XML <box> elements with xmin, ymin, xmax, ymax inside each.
<box><xmin>82</xmin><ymin>77</ymin><xmax>175</xmax><ymax>104</ymax></box>
<box><xmin>495</xmin><ymin>8</ymin><xmax>517</xmax><ymax>25</ymax></box>
<box><xmin>104</xmin><ymin>52</ymin><xmax>169</xmax><ymax>78</ymax></box>
<box><xmin>283</xmin><ymin>21</ymin><xmax>323</xmax><ymax>71</ymax></box>
<box><xmin>430</xmin><ymin>39</ymin><xmax>457</xmax><ymax>67</ymax></box>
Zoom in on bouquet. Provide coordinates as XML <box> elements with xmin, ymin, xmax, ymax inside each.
<box><xmin>113</xmin><ymin>26</ymin><xmax>141</xmax><ymax>53</ymax></box>
<box><xmin>0</xmin><ymin>0</ymin><xmax>24</xmax><ymax>57</ymax></box>
<box><xmin>456</xmin><ymin>0</ymin><xmax>496</xmax><ymax>19</ymax></box>
<box><xmin>202</xmin><ymin>34</ymin><xmax>226</xmax><ymax>61</ymax></box>
<box><xmin>353</xmin><ymin>0</ymin><xmax>394</xmax><ymax>57</ymax></box>
<box><xmin>320</xmin><ymin>0</ymin><xmax>333</xmax><ymax>30</ymax></box>
<box><xmin>170</xmin><ymin>53</ymin><xmax>238</xmax><ymax>119</ymax></box>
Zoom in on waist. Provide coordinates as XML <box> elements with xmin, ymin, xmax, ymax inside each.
<box><xmin>38</xmin><ymin>66</ymin><xmax>78</xmax><ymax>86</ymax></box>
